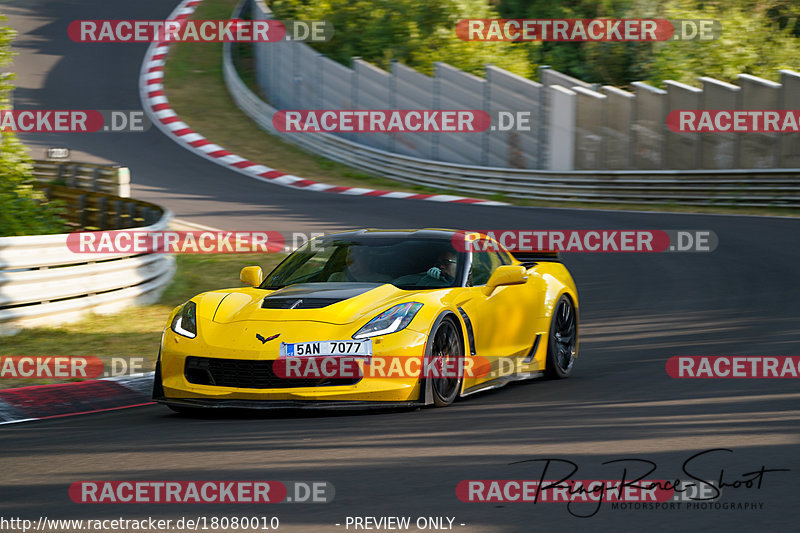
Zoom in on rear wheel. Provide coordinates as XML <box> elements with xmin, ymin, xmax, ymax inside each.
<box><xmin>545</xmin><ymin>295</ymin><xmax>578</xmax><ymax>379</ymax></box>
<box><xmin>429</xmin><ymin>317</ymin><xmax>464</xmax><ymax>407</ymax></box>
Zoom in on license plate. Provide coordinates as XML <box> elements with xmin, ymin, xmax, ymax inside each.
<box><xmin>280</xmin><ymin>340</ymin><xmax>372</xmax><ymax>358</ymax></box>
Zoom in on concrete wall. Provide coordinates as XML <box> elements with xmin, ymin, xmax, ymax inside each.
<box><xmin>248</xmin><ymin>0</ymin><xmax>800</xmax><ymax>170</ymax></box>
<box><xmin>699</xmin><ymin>77</ymin><xmax>739</xmax><ymax>169</ymax></box>
<box><xmin>601</xmin><ymin>86</ymin><xmax>634</xmax><ymax>169</ymax></box>
<box><xmin>780</xmin><ymin>70</ymin><xmax>800</xmax><ymax>169</ymax></box>
<box><xmin>548</xmin><ymin>85</ymin><xmax>575</xmax><ymax>171</ymax></box>
<box><xmin>738</xmin><ymin>74</ymin><xmax>781</xmax><ymax>168</ymax></box>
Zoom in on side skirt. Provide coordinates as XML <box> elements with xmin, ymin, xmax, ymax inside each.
<box><xmin>460</xmin><ymin>370</ymin><xmax>545</xmax><ymax>398</ymax></box>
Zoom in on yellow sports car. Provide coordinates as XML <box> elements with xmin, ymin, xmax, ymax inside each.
<box><xmin>153</xmin><ymin>229</ymin><xmax>579</xmax><ymax>411</ymax></box>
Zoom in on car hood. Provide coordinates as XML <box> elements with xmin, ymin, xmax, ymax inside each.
<box><xmin>207</xmin><ymin>283</ymin><xmax>415</xmax><ymax>325</ymax></box>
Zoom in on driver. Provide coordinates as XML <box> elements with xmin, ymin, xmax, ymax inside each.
<box><xmin>425</xmin><ymin>250</ymin><xmax>458</xmax><ymax>283</ymax></box>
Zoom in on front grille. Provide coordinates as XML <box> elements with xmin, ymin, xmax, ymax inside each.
<box><xmin>261</xmin><ymin>298</ymin><xmax>342</xmax><ymax>309</ymax></box>
<box><xmin>184</xmin><ymin>356</ymin><xmax>360</xmax><ymax>389</ymax></box>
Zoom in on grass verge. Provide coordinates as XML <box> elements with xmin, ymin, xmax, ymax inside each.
<box><xmin>0</xmin><ymin>253</ymin><xmax>285</xmax><ymax>389</ymax></box>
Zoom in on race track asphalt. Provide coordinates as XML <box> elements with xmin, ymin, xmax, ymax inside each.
<box><xmin>3</xmin><ymin>1</ymin><xmax>800</xmax><ymax>531</ymax></box>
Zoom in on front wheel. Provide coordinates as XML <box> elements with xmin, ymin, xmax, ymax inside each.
<box><xmin>545</xmin><ymin>295</ymin><xmax>578</xmax><ymax>379</ymax></box>
<box><xmin>429</xmin><ymin>317</ymin><xmax>464</xmax><ymax>407</ymax></box>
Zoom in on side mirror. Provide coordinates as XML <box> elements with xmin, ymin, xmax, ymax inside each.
<box><xmin>482</xmin><ymin>265</ymin><xmax>527</xmax><ymax>296</ymax></box>
<box><xmin>240</xmin><ymin>266</ymin><xmax>264</xmax><ymax>287</ymax></box>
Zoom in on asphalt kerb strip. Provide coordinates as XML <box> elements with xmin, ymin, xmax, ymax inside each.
<box><xmin>0</xmin><ymin>373</ymin><xmax>155</xmax><ymax>425</ymax></box>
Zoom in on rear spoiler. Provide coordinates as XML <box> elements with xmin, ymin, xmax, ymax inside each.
<box><xmin>512</xmin><ymin>251</ymin><xmax>561</xmax><ymax>267</ymax></box>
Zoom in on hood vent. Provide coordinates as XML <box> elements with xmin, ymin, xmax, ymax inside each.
<box><xmin>261</xmin><ymin>298</ymin><xmax>342</xmax><ymax>309</ymax></box>
<box><xmin>261</xmin><ymin>282</ymin><xmax>382</xmax><ymax>310</ymax></box>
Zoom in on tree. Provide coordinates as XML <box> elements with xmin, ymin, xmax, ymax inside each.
<box><xmin>496</xmin><ymin>0</ymin><xmax>800</xmax><ymax>87</ymax></box>
<box><xmin>0</xmin><ymin>13</ymin><xmax>65</xmax><ymax>237</ymax></box>
<box><xmin>268</xmin><ymin>0</ymin><xmax>799</xmax><ymax>88</ymax></box>
<box><xmin>268</xmin><ymin>0</ymin><xmax>531</xmax><ymax>77</ymax></box>
<box><xmin>646</xmin><ymin>0</ymin><xmax>799</xmax><ymax>87</ymax></box>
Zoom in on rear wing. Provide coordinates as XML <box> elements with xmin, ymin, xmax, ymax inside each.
<box><xmin>512</xmin><ymin>251</ymin><xmax>562</xmax><ymax>268</ymax></box>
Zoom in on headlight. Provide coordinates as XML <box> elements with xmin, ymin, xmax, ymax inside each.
<box><xmin>353</xmin><ymin>302</ymin><xmax>423</xmax><ymax>339</ymax></box>
<box><xmin>170</xmin><ymin>301</ymin><xmax>197</xmax><ymax>339</ymax></box>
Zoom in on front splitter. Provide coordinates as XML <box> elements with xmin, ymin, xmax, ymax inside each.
<box><xmin>156</xmin><ymin>398</ymin><xmax>423</xmax><ymax>411</ymax></box>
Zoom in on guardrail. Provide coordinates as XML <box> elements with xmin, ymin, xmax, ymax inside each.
<box><xmin>223</xmin><ymin>0</ymin><xmax>800</xmax><ymax>208</ymax></box>
<box><xmin>32</xmin><ymin>160</ymin><xmax>131</xmax><ymax>197</ymax></box>
<box><xmin>0</xmin><ymin>190</ymin><xmax>175</xmax><ymax>335</ymax></box>
<box><xmin>40</xmin><ymin>184</ymin><xmax>162</xmax><ymax>231</ymax></box>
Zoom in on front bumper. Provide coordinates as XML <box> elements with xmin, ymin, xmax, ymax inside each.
<box><xmin>158</xmin><ymin>319</ymin><xmax>429</xmax><ymax>404</ymax></box>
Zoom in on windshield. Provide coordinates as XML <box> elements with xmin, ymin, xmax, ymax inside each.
<box><xmin>262</xmin><ymin>237</ymin><xmax>465</xmax><ymax>290</ymax></box>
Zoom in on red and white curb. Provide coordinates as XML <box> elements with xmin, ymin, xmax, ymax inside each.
<box><xmin>0</xmin><ymin>374</ymin><xmax>155</xmax><ymax>425</ymax></box>
<box><xmin>139</xmin><ymin>0</ymin><xmax>505</xmax><ymax>207</ymax></box>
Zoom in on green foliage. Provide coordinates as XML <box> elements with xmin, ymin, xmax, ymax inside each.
<box><xmin>268</xmin><ymin>0</ymin><xmax>532</xmax><ymax>78</ymax></box>
<box><xmin>0</xmin><ymin>14</ymin><xmax>65</xmax><ymax>237</ymax></box>
<box><xmin>497</xmin><ymin>0</ymin><xmax>800</xmax><ymax>87</ymax></box>
<box><xmin>270</xmin><ymin>0</ymin><xmax>799</xmax><ymax>88</ymax></box>
<box><xmin>646</xmin><ymin>0</ymin><xmax>799</xmax><ymax>87</ymax></box>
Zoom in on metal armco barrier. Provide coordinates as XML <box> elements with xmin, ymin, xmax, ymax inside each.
<box><xmin>0</xmin><ymin>190</ymin><xmax>174</xmax><ymax>335</ymax></box>
<box><xmin>39</xmin><ymin>185</ymin><xmax>162</xmax><ymax>231</ymax></box>
<box><xmin>33</xmin><ymin>160</ymin><xmax>131</xmax><ymax>197</ymax></box>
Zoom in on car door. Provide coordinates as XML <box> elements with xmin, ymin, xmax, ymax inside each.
<box><xmin>459</xmin><ymin>249</ymin><xmax>542</xmax><ymax>388</ymax></box>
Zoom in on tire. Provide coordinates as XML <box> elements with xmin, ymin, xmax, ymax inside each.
<box><xmin>545</xmin><ymin>295</ymin><xmax>578</xmax><ymax>379</ymax></box>
<box><xmin>429</xmin><ymin>316</ymin><xmax>464</xmax><ymax>407</ymax></box>
<box><xmin>151</xmin><ymin>356</ymin><xmax>164</xmax><ymax>400</ymax></box>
